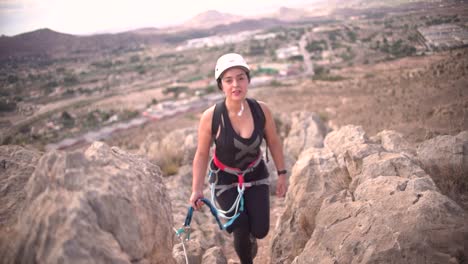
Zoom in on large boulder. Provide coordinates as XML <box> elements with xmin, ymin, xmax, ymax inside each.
<box><xmin>270</xmin><ymin>147</ymin><xmax>349</xmax><ymax>263</ymax></box>
<box><xmin>370</xmin><ymin>130</ymin><xmax>417</xmax><ymax>158</ymax></box>
<box><xmin>283</xmin><ymin>111</ymin><xmax>328</xmax><ymax>159</ymax></box>
<box><xmin>324</xmin><ymin>125</ymin><xmax>383</xmax><ymax>182</ymax></box>
<box><xmin>293</xmin><ymin>176</ymin><xmax>467</xmax><ymax>264</ymax></box>
<box><xmin>271</xmin><ymin>125</ymin><xmax>468</xmax><ymax>264</ymax></box>
<box><xmin>417</xmin><ymin>131</ymin><xmax>468</xmax><ymax>209</ymax></box>
<box><xmin>0</xmin><ymin>145</ymin><xmax>41</xmax><ymax>226</ymax></box>
<box><xmin>168</xmin><ymin>165</ymin><xmax>228</xmax><ymax>264</ymax></box>
<box><xmin>0</xmin><ymin>142</ymin><xmax>176</xmax><ymax>264</ymax></box>
<box><xmin>139</xmin><ymin>127</ymin><xmax>198</xmax><ymax>171</ymax></box>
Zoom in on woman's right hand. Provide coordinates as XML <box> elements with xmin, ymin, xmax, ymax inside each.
<box><xmin>189</xmin><ymin>191</ymin><xmax>204</xmax><ymax>210</ymax></box>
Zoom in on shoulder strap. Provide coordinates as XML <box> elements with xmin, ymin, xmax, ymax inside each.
<box><xmin>246</xmin><ymin>98</ymin><xmax>266</xmax><ymax>130</ymax></box>
<box><xmin>211</xmin><ymin>100</ymin><xmax>224</xmax><ymax>138</ymax></box>
<box><xmin>246</xmin><ymin>98</ymin><xmax>270</xmax><ymax>162</ymax></box>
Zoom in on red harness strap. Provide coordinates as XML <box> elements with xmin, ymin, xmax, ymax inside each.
<box><xmin>212</xmin><ymin>153</ymin><xmax>261</xmax><ymax>188</ymax></box>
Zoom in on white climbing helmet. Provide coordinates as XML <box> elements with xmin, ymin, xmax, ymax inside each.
<box><xmin>214</xmin><ymin>53</ymin><xmax>250</xmax><ymax>80</ymax></box>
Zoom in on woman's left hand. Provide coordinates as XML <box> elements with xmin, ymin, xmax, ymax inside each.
<box><xmin>276</xmin><ymin>174</ymin><xmax>287</xmax><ymax>197</ymax></box>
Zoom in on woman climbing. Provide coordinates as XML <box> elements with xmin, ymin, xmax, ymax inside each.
<box><xmin>189</xmin><ymin>53</ymin><xmax>287</xmax><ymax>264</ymax></box>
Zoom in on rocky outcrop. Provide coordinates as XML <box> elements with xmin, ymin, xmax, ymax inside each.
<box><xmin>2</xmin><ymin>116</ymin><xmax>466</xmax><ymax>264</ymax></box>
<box><xmin>293</xmin><ymin>176</ymin><xmax>466</xmax><ymax>264</ymax></box>
<box><xmin>139</xmin><ymin>127</ymin><xmax>198</xmax><ymax>170</ymax></box>
<box><xmin>283</xmin><ymin>112</ymin><xmax>328</xmax><ymax>159</ymax></box>
<box><xmin>271</xmin><ymin>125</ymin><xmax>468</xmax><ymax>264</ymax></box>
<box><xmin>0</xmin><ymin>142</ymin><xmax>175</xmax><ymax>264</ymax></box>
<box><xmin>169</xmin><ymin>165</ymin><xmax>228</xmax><ymax>264</ymax></box>
<box><xmin>417</xmin><ymin>131</ymin><xmax>468</xmax><ymax>209</ymax></box>
<box><xmin>0</xmin><ymin>145</ymin><xmax>41</xmax><ymax>227</ymax></box>
<box><xmin>270</xmin><ymin>147</ymin><xmax>349</xmax><ymax>262</ymax></box>
<box><xmin>267</xmin><ymin>111</ymin><xmax>327</xmax><ymax>195</ymax></box>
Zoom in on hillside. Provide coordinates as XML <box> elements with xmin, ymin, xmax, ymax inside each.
<box><xmin>181</xmin><ymin>10</ymin><xmax>245</xmax><ymax>29</ymax></box>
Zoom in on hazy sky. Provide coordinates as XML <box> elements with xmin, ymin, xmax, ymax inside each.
<box><xmin>0</xmin><ymin>0</ymin><xmax>319</xmax><ymax>36</ymax></box>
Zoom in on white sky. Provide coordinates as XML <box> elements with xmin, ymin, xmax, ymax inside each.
<box><xmin>0</xmin><ymin>0</ymin><xmax>319</xmax><ymax>36</ymax></box>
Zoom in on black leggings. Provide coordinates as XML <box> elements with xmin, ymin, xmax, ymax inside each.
<box><xmin>215</xmin><ymin>161</ymin><xmax>270</xmax><ymax>264</ymax></box>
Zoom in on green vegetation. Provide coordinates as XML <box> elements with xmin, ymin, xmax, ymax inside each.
<box><xmin>61</xmin><ymin>111</ymin><xmax>75</xmax><ymax>128</ymax></box>
<box><xmin>91</xmin><ymin>60</ymin><xmax>113</xmax><ymax>68</ymax></box>
<box><xmin>163</xmin><ymin>86</ymin><xmax>189</xmax><ymax>98</ymax></box>
<box><xmin>346</xmin><ymin>29</ymin><xmax>358</xmax><ymax>43</ymax></box>
<box><xmin>269</xmin><ymin>80</ymin><xmax>284</xmax><ymax>87</ymax></box>
<box><xmin>204</xmin><ymin>85</ymin><xmax>217</xmax><ymax>94</ymax></box>
<box><xmin>64</xmin><ymin>74</ymin><xmax>79</xmax><ymax>86</ymax></box>
<box><xmin>340</xmin><ymin>47</ymin><xmax>356</xmax><ymax>61</ymax></box>
<box><xmin>253</xmin><ymin>67</ymin><xmax>278</xmax><ymax>75</ymax></box>
<box><xmin>0</xmin><ymin>99</ymin><xmax>16</xmax><ymax>112</ymax></box>
<box><xmin>312</xmin><ymin>65</ymin><xmax>346</xmax><ymax>81</ymax></box>
<box><xmin>288</xmin><ymin>55</ymin><xmax>304</xmax><ymax>62</ymax></box>
<box><xmin>424</xmin><ymin>15</ymin><xmax>460</xmax><ymax>26</ymax></box>
<box><xmin>313</xmin><ymin>74</ymin><xmax>347</xmax><ymax>82</ymax></box>
<box><xmin>306</xmin><ymin>40</ymin><xmax>328</xmax><ymax>53</ymax></box>
<box><xmin>379</xmin><ymin>38</ymin><xmax>416</xmax><ymax>58</ymax></box>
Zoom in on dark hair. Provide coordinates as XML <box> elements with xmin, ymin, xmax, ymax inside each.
<box><xmin>217</xmin><ymin>70</ymin><xmax>251</xmax><ymax>90</ymax></box>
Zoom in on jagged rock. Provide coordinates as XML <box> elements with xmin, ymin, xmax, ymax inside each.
<box><xmin>417</xmin><ymin>131</ymin><xmax>468</xmax><ymax>209</ymax></box>
<box><xmin>202</xmin><ymin>246</ymin><xmax>227</xmax><ymax>264</ymax></box>
<box><xmin>0</xmin><ymin>145</ymin><xmax>41</xmax><ymax>226</ymax></box>
<box><xmin>292</xmin><ymin>176</ymin><xmax>467</xmax><ymax>264</ymax></box>
<box><xmin>283</xmin><ymin>112</ymin><xmax>328</xmax><ymax>159</ymax></box>
<box><xmin>0</xmin><ymin>142</ymin><xmax>175</xmax><ymax>264</ymax></box>
<box><xmin>270</xmin><ymin>147</ymin><xmax>349</xmax><ymax>263</ymax></box>
<box><xmin>139</xmin><ymin>127</ymin><xmax>198</xmax><ymax>171</ymax></box>
<box><xmin>169</xmin><ymin>165</ymin><xmax>228</xmax><ymax>264</ymax></box>
<box><xmin>350</xmin><ymin>151</ymin><xmax>429</xmax><ymax>191</ymax></box>
<box><xmin>272</xmin><ymin>125</ymin><xmax>468</xmax><ymax>264</ymax></box>
<box><xmin>370</xmin><ymin>130</ymin><xmax>416</xmax><ymax>157</ymax></box>
<box><xmin>265</xmin><ymin>151</ymin><xmax>295</xmax><ymax>196</ymax></box>
<box><xmin>324</xmin><ymin>125</ymin><xmax>383</xmax><ymax>180</ymax></box>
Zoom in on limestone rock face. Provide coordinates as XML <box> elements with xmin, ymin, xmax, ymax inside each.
<box><xmin>0</xmin><ymin>142</ymin><xmax>175</xmax><ymax>264</ymax></box>
<box><xmin>417</xmin><ymin>131</ymin><xmax>468</xmax><ymax>209</ymax></box>
<box><xmin>202</xmin><ymin>246</ymin><xmax>227</xmax><ymax>264</ymax></box>
<box><xmin>271</xmin><ymin>125</ymin><xmax>468</xmax><ymax>264</ymax></box>
<box><xmin>0</xmin><ymin>145</ymin><xmax>41</xmax><ymax>226</ymax></box>
<box><xmin>139</xmin><ymin>127</ymin><xmax>198</xmax><ymax>168</ymax></box>
<box><xmin>370</xmin><ymin>129</ymin><xmax>417</xmax><ymax>157</ymax></box>
<box><xmin>293</xmin><ymin>176</ymin><xmax>467</xmax><ymax>264</ymax></box>
<box><xmin>270</xmin><ymin>148</ymin><xmax>349</xmax><ymax>263</ymax></box>
<box><xmin>169</xmin><ymin>165</ymin><xmax>227</xmax><ymax>264</ymax></box>
<box><xmin>283</xmin><ymin>111</ymin><xmax>328</xmax><ymax>159</ymax></box>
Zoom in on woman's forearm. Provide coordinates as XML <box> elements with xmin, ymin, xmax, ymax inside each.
<box><xmin>192</xmin><ymin>151</ymin><xmax>209</xmax><ymax>193</ymax></box>
<box><xmin>268</xmin><ymin>135</ymin><xmax>286</xmax><ymax>172</ymax></box>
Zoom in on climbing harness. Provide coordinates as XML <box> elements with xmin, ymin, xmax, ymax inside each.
<box><xmin>174</xmin><ymin>153</ymin><xmax>269</xmax><ymax>263</ymax></box>
<box><xmin>207</xmin><ymin>152</ymin><xmax>269</xmax><ymax>228</ymax></box>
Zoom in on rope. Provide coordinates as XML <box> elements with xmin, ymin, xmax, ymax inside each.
<box><xmin>173</xmin><ymin>227</ymin><xmax>189</xmax><ymax>264</ymax></box>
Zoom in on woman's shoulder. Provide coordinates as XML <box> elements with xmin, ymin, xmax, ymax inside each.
<box><xmin>250</xmin><ymin>99</ymin><xmax>271</xmax><ymax>115</ymax></box>
<box><xmin>200</xmin><ymin>104</ymin><xmax>216</xmax><ymax>123</ymax></box>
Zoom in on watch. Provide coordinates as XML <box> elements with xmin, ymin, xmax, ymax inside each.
<box><xmin>277</xmin><ymin>169</ymin><xmax>287</xmax><ymax>175</ymax></box>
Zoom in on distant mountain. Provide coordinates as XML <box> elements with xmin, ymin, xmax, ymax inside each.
<box><xmin>181</xmin><ymin>10</ymin><xmax>245</xmax><ymax>29</ymax></box>
<box><xmin>0</xmin><ymin>28</ymin><xmax>77</xmax><ymax>58</ymax></box>
<box><xmin>320</xmin><ymin>0</ymin><xmax>441</xmax><ymax>8</ymax></box>
<box><xmin>0</xmin><ymin>28</ymin><xmax>169</xmax><ymax>60</ymax></box>
<box><xmin>274</xmin><ymin>6</ymin><xmax>316</xmax><ymax>21</ymax></box>
<box><xmin>0</xmin><ymin>1</ymin><xmax>436</xmax><ymax>60</ymax></box>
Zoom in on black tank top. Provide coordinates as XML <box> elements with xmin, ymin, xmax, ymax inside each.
<box><xmin>212</xmin><ymin>98</ymin><xmax>265</xmax><ymax>170</ymax></box>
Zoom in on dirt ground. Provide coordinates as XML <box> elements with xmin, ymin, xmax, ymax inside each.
<box><xmin>104</xmin><ymin>48</ymin><xmax>468</xmax><ymax>263</ymax></box>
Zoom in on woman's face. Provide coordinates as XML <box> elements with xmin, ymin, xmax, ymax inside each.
<box><xmin>220</xmin><ymin>67</ymin><xmax>249</xmax><ymax>101</ymax></box>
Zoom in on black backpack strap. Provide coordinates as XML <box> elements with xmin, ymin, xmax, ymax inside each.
<box><xmin>246</xmin><ymin>98</ymin><xmax>269</xmax><ymax>162</ymax></box>
<box><xmin>211</xmin><ymin>100</ymin><xmax>225</xmax><ymax>138</ymax></box>
<box><xmin>246</xmin><ymin>98</ymin><xmax>266</xmax><ymax>131</ymax></box>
